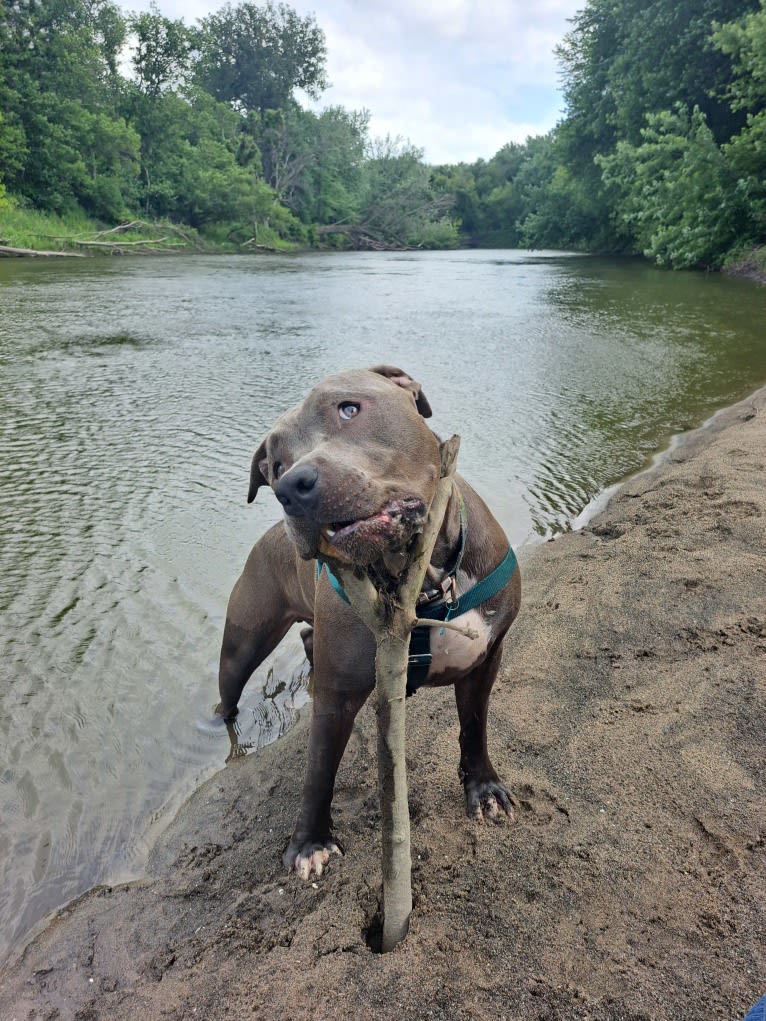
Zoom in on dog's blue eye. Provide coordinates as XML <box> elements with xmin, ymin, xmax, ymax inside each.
<box><xmin>338</xmin><ymin>402</ymin><xmax>360</xmax><ymax>421</ymax></box>
<box><xmin>273</xmin><ymin>461</ymin><xmax>285</xmax><ymax>479</ymax></box>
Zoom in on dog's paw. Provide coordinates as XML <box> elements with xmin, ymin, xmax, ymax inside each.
<box><xmin>464</xmin><ymin>779</ymin><xmax>516</xmax><ymax>824</ymax></box>
<box><xmin>283</xmin><ymin>839</ymin><xmax>343</xmax><ymax>880</ymax></box>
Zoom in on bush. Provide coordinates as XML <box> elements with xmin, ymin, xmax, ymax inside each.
<box><xmin>598</xmin><ymin>106</ymin><xmax>749</xmax><ymax>268</ymax></box>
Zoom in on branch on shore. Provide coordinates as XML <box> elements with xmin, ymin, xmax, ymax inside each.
<box><xmin>13</xmin><ymin>221</ymin><xmax>204</xmax><ymax>256</ymax></box>
<box><xmin>0</xmin><ymin>244</ymin><xmax>84</xmax><ymax>258</ymax></box>
<box><xmin>315</xmin><ymin>223</ymin><xmax>415</xmax><ymax>250</ymax></box>
<box><xmin>69</xmin><ymin>237</ymin><xmax>187</xmax><ymax>249</ymax></box>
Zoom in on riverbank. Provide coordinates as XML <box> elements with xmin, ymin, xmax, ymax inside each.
<box><xmin>2</xmin><ymin>386</ymin><xmax>765</xmax><ymax>1020</ymax></box>
<box><xmin>3</xmin><ymin>205</ymin><xmax>766</xmax><ymax>280</ymax></box>
<box><xmin>724</xmin><ymin>245</ymin><xmax>766</xmax><ymax>286</ymax></box>
<box><xmin>0</xmin><ymin>208</ymin><xmax>300</xmax><ymax>257</ymax></box>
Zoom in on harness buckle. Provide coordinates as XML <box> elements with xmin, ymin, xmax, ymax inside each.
<box><xmin>440</xmin><ymin>575</ymin><xmax>457</xmax><ymax>606</ymax></box>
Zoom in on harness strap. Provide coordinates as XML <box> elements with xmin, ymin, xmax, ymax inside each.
<box><xmin>318</xmin><ymin>559</ymin><xmax>352</xmax><ymax>606</ymax></box>
<box><xmin>442</xmin><ymin>545</ymin><xmax>518</xmax><ymax>621</ymax></box>
<box><xmin>316</xmin><ymin>544</ymin><xmax>517</xmax><ymax>621</ymax></box>
<box><xmin>403</xmin><ymin>543</ymin><xmax>517</xmax><ymax>693</ymax></box>
<box><xmin>315</xmin><ymin>502</ymin><xmax>518</xmax><ymax>694</ymax></box>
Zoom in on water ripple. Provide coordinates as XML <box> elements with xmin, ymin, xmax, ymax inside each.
<box><xmin>1</xmin><ymin>250</ymin><xmax>766</xmax><ymax>964</ymax></box>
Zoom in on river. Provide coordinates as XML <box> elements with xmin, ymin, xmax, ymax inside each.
<box><xmin>1</xmin><ymin>249</ymin><xmax>764</xmax><ymax>963</ymax></box>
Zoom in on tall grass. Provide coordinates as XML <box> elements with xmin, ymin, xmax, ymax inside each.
<box><xmin>0</xmin><ymin>203</ymin><xmax>103</xmax><ymax>251</ymax></box>
<box><xmin>0</xmin><ymin>201</ymin><xmax>304</xmax><ymax>255</ymax></box>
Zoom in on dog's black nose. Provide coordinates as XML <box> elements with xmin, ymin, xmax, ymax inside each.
<box><xmin>275</xmin><ymin>464</ymin><xmax>319</xmax><ymax>517</ymax></box>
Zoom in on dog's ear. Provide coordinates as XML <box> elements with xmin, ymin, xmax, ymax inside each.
<box><xmin>247</xmin><ymin>439</ymin><xmax>270</xmax><ymax>503</ymax></box>
<box><xmin>369</xmin><ymin>364</ymin><xmax>433</xmax><ymax>418</ymax></box>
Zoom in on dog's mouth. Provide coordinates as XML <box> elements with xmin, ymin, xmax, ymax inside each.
<box><xmin>318</xmin><ymin>497</ymin><xmax>427</xmax><ymax>563</ymax></box>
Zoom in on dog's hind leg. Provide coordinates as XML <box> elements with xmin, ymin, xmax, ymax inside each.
<box><xmin>454</xmin><ymin>640</ymin><xmax>515</xmax><ymax>822</ymax></box>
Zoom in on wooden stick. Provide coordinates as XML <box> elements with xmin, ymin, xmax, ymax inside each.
<box><xmin>412</xmin><ymin>617</ymin><xmax>479</xmax><ymax>641</ymax></box>
<box><xmin>321</xmin><ymin>435</ymin><xmax>460</xmax><ymax>951</ymax></box>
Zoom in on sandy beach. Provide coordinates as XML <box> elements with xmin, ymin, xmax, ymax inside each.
<box><xmin>1</xmin><ymin>385</ymin><xmax>765</xmax><ymax>1021</ymax></box>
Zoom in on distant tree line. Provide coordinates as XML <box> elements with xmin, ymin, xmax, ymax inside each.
<box><xmin>0</xmin><ymin>0</ymin><xmax>456</xmax><ymax>248</ymax></box>
<box><xmin>438</xmin><ymin>0</ymin><xmax>766</xmax><ymax>268</ymax></box>
<box><xmin>1</xmin><ymin>0</ymin><xmax>765</xmax><ymax>265</ymax></box>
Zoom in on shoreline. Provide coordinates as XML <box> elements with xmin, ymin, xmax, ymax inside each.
<box><xmin>2</xmin><ymin>385</ymin><xmax>765</xmax><ymax>1019</ymax></box>
<box><xmin>3</xmin><ymin>237</ymin><xmax>766</xmax><ymax>286</ymax></box>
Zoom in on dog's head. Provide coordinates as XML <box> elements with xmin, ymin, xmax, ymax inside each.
<box><xmin>247</xmin><ymin>366</ymin><xmax>440</xmax><ymax>563</ymax></box>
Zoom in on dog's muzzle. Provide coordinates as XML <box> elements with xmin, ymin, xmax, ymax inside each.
<box><xmin>275</xmin><ymin>464</ymin><xmax>320</xmax><ymax>518</ymax></box>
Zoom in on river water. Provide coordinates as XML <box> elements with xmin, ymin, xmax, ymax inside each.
<box><xmin>1</xmin><ymin>250</ymin><xmax>764</xmax><ymax>962</ymax></box>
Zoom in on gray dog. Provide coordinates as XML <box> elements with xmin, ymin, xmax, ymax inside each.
<box><xmin>216</xmin><ymin>366</ymin><xmax>521</xmax><ymax>879</ymax></box>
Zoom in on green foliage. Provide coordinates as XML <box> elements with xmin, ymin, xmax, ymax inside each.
<box><xmin>450</xmin><ymin>0</ymin><xmax>766</xmax><ymax>266</ymax></box>
<box><xmin>598</xmin><ymin>106</ymin><xmax>749</xmax><ymax>267</ymax></box>
<box><xmin>557</xmin><ymin>0</ymin><xmax>758</xmax><ymax>150</ymax></box>
<box><xmin>410</xmin><ymin>218</ymin><xmax>460</xmax><ymax>249</ymax></box>
<box><xmin>0</xmin><ymin>0</ymin><xmax>443</xmax><ymax>249</ymax></box>
<box><xmin>713</xmin><ymin>0</ymin><xmax>766</xmax><ymax>112</ymax></box>
<box><xmin>192</xmin><ymin>1</ymin><xmax>327</xmax><ymax>114</ymax></box>
<box><xmin>713</xmin><ymin>1</ymin><xmax>766</xmax><ymax>232</ymax></box>
<box><xmin>0</xmin><ymin>204</ymin><xmax>105</xmax><ymax>248</ymax></box>
<box><xmin>2</xmin><ymin>0</ymin><xmax>764</xmax><ymax>265</ymax></box>
<box><xmin>257</xmin><ymin>105</ymin><xmax>368</xmax><ymax>226</ymax></box>
<box><xmin>0</xmin><ymin>108</ymin><xmax>27</xmax><ymax>189</ymax></box>
<box><xmin>0</xmin><ymin>0</ymin><xmax>137</xmax><ymax>218</ymax></box>
<box><xmin>129</xmin><ymin>5</ymin><xmax>191</xmax><ymax>98</ymax></box>
<box><xmin>357</xmin><ymin>136</ymin><xmax>455</xmax><ymax>247</ymax></box>
<box><xmin>296</xmin><ymin>107</ymin><xmax>369</xmax><ymax>224</ymax></box>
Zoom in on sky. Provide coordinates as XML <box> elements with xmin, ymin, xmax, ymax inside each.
<box><xmin>124</xmin><ymin>0</ymin><xmax>584</xmax><ymax>165</ymax></box>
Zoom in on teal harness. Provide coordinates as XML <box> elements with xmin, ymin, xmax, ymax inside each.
<box><xmin>315</xmin><ymin>493</ymin><xmax>518</xmax><ymax>695</ymax></box>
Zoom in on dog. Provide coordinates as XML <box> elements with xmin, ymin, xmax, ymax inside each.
<box><xmin>216</xmin><ymin>366</ymin><xmax>521</xmax><ymax>879</ymax></box>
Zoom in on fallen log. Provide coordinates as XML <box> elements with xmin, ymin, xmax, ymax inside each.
<box><xmin>0</xmin><ymin>244</ymin><xmax>84</xmax><ymax>258</ymax></box>
<box><xmin>69</xmin><ymin>237</ymin><xmax>172</xmax><ymax>247</ymax></box>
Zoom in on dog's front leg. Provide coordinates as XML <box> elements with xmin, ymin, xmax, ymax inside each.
<box><xmin>284</xmin><ymin>593</ymin><xmax>376</xmax><ymax>879</ymax></box>
<box><xmin>283</xmin><ymin>687</ymin><xmax>371</xmax><ymax>879</ymax></box>
<box><xmin>216</xmin><ymin>524</ymin><xmax>313</xmax><ymax>720</ymax></box>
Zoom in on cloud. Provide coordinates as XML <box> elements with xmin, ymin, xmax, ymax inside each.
<box><xmin>123</xmin><ymin>0</ymin><xmax>581</xmax><ymax>163</ymax></box>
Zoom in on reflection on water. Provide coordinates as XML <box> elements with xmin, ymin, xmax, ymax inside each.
<box><xmin>0</xmin><ymin>250</ymin><xmax>764</xmax><ymax>963</ymax></box>
<box><xmin>222</xmin><ymin>660</ymin><xmax>311</xmax><ymax>764</ymax></box>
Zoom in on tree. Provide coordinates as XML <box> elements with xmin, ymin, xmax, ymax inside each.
<box><xmin>713</xmin><ymin>0</ymin><xmax>766</xmax><ymax>113</ymax></box>
<box><xmin>557</xmin><ymin>0</ymin><xmax>760</xmax><ymax>150</ymax></box>
<box><xmin>300</xmin><ymin>106</ymin><xmax>369</xmax><ymax>224</ymax></box>
<box><xmin>0</xmin><ymin>0</ymin><xmax>136</xmax><ymax>217</ymax></box>
<box><xmin>192</xmin><ymin>1</ymin><xmax>327</xmax><ymax>114</ymax></box>
<box><xmin>597</xmin><ymin>105</ymin><xmax>748</xmax><ymax>267</ymax></box>
<box><xmin>129</xmin><ymin>5</ymin><xmax>191</xmax><ymax>99</ymax></box>
<box><xmin>359</xmin><ymin>136</ymin><xmax>455</xmax><ymax>246</ymax></box>
<box><xmin>257</xmin><ymin>105</ymin><xmax>368</xmax><ymax>224</ymax></box>
<box><xmin>430</xmin><ymin>163</ymin><xmax>482</xmax><ymax>237</ymax></box>
<box><xmin>124</xmin><ymin>7</ymin><xmax>194</xmax><ymax>212</ymax></box>
<box><xmin>713</xmin><ymin>0</ymin><xmax>766</xmax><ymax>245</ymax></box>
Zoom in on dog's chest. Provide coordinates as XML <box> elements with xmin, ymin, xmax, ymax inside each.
<box><xmin>426</xmin><ymin>603</ymin><xmax>491</xmax><ymax>678</ymax></box>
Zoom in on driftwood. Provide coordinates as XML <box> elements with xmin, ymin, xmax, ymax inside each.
<box><xmin>241</xmin><ymin>238</ymin><xmax>281</xmax><ymax>253</ymax></box>
<box><xmin>70</xmin><ymin>237</ymin><xmax>175</xmax><ymax>248</ymax></box>
<box><xmin>0</xmin><ymin>244</ymin><xmax>84</xmax><ymax>258</ymax></box>
<box><xmin>2</xmin><ymin>221</ymin><xmax>202</xmax><ymax>257</ymax></box>
<box><xmin>315</xmin><ymin>223</ymin><xmax>416</xmax><ymax>251</ymax></box>
<box><xmin>319</xmin><ymin>435</ymin><xmax>462</xmax><ymax>951</ymax></box>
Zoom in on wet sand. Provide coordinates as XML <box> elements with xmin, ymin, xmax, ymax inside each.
<box><xmin>2</xmin><ymin>387</ymin><xmax>765</xmax><ymax>1020</ymax></box>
